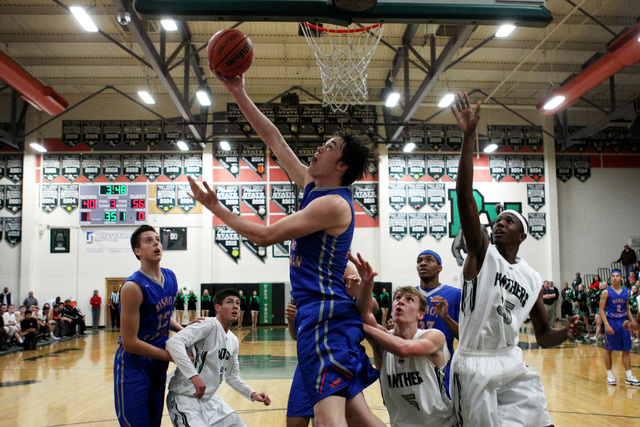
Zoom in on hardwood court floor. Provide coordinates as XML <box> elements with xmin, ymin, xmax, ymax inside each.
<box><xmin>1</xmin><ymin>326</ymin><xmax>639</xmax><ymax>426</ymax></box>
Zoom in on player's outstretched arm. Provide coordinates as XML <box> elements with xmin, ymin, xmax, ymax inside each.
<box><xmin>530</xmin><ymin>290</ymin><xmax>585</xmax><ymax>347</ymax></box>
<box><xmin>348</xmin><ymin>252</ymin><xmax>380</xmax><ymax>327</ymax></box>
<box><xmin>364</xmin><ymin>324</ymin><xmax>446</xmax><ymax>367</ymax></box>
<box><xmin>226</xmin><ymin>352</ymin><xmax>261</xmax><ymax>402</ymax></box>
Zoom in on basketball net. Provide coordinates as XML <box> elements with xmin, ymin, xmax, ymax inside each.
<box><xmin>300</xmin><ymin>22</ymin><xmax>383</xmax><ymax>113</ymax></box>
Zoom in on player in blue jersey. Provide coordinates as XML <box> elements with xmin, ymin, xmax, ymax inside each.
<box><xmin>188</xmin><ymin>71</ymin><xmax>381</xmax><ymax>427</ymax></box>
<box><xmin>114</xmin><ymin>225</ymin><xmax>183</xmax><ymax>427</ymax></box>
<box><xmin>414</xmin><ymin>249</ymin><xmax>460</xmax><ymax>397</ymax></box>
<box><xmin>599</xmin><ymin>270</ymin><xmax>640</xmax><ymax>386</ymax></box>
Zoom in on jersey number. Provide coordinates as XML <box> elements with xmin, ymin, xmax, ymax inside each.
<box><xmin>497</xmin><ymin>300</ymin><xmax>515</xmax><ymax>325</ymax></box>
<box><xmin>401</xmin><ymin>393</ymin><xmax>421</xmax><ymax>411</ymax></box>
<box><xmin>418</xmin><ymin>320</ymin><xmax>435</xmax><ymax>329</ymax></box>
<box><xmin>156</xmin><ymin>311</ymin><xmax>171</xmax><ymax>331</ymax></box>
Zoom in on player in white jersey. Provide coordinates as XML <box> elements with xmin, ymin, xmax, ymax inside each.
<box><xmin>450</xmin><ymin>92</ymin><xmax>585</xmax><ymax>427</ymax></box>
<box><xmin>165</xmin><ymin>289</ymin><xmax>271</xmax><ymax>427</ymax></box>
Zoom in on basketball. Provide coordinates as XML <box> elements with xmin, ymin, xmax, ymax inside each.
<box><xmin>207</xmin><ymin>28</ymin><xmax>254</xmax><ymax>77</ymax></box>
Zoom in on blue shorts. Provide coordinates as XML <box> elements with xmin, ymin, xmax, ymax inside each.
<box><xmin>295</xmin><ymin>299</ymin><xmax>379</xmax><ymax>407</ymax></box>
<box><xmin>114</xmin><ymin>345</ymin><xmax>169</xmax><ymax>427</ymax></box>
<box><xmin>605</xmin><ymin>318</ymin><xmax>632</xmax><ymax>352</ymax></box>
<box><xmin>287</xmin><ymin>366</ymin><xmax>314</xmax><ymax>418</ymax></box>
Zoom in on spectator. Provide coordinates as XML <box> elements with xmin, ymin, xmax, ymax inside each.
<box><xmin>63</xmin><ymin>299</ymin><xmax>86</xmax><ymax>336</ymax></box>
<box><xmin>15</xmin><ymin>305</ymin><xmax>25</xmax><ymax>323</ymax></box>
<box><xmin>561</xmin><ymin>282</ymin><xmax>573</xmax><ymax>319</ymax></box>
<box><xmin>0</xmin><ymin>287</ymin><xmax>13</xmax><ymax>306</ymax></box>
<box><xmin>48</xmin><ymin>296</ymin><xmax>62</xmax><ymax>311</ymax></box>
<box><xmin>237</xmin><ymin>290</ymin><xmax>247</xmax><ymax>328</ymax></box>
<box><xmin>90</xmin><ymin>290</ymin><xmax>102</xmax><ymax>329</ymax></box>
<box><xmin>616</xmin><ymin>244</ymin><xmax>637</xmax><ymax>280</ymax></box>
<box><xmin>37</xmin><ymin>305</ymin><xmax>53</xmax><ymax>340</ymax></box>
<box><xmin>51</xmin><ymin>303</ymin><xmax>66</xmax><ymax>339</ymax></box>
<box><xmin>23</xmin><ymin>291</ymin><xmax>37</xmax><ymax>309</ymax></box>
<box><xmin>575</xmin><ymin>284</ymin><xmax>590</xmax><ymax>339</ymax></box>
<box><xmin>589</xmin><ymin>275</ymin><xmax>602</xmax><ymax>290</ymax></box>
<box><xmin>187</xmin><ymin>289</ymin><xmax>197</xmax><ymax>323</ymax></box>
<box><xmin>109</xmin><ymin>288</ymin><xmax>120</xmax><ymax>329</ymax></box>
<box><xmin>2</xmin><ymin>304</ymin><xmax>23</xmax><ymax>346</ymax></box>
<box><xmin>542</xmin><ymin>281</ymin><xmax>559</xmax><ymax>326</ymax></box>
<box><xmin>634</xmin><ymin>261</ymin><xmax>640</xmax><ymax>279</ymax></box>
<box><xmin>249</xmin><ymin>290</ymin><xmax>259</xmax><ymax>329</ymax></box>
<box><xmin>627</xmin><ymin>272</ymin><xmax>637</xmax><ymax>288</ymax></box>
<box><xmin>201</xmin><ymin>289</ymin><xmax>212</xmax><ymax>317</ymax></box>
<box><xmin>20</xmin><ymin>309</ymin><xmax>38</xmax><ymax>350</ymax></box>
<box><xmin>0</xmin><ymin>313</ymin><xmax>6</xmax><ymax>351</ymax></box>
<box><xmin>174</xmin><ymin>288</ymin><xmax>185</xmax><ymax>326</ymax></box>
<box><xmin>572</xmin><ymin>273</ymin><xmax>582</xmax><ymax>292</ymax></box>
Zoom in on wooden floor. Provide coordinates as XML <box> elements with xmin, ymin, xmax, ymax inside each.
<box><xmin>1</xmin><ymin>326</ymin><xmax>640</xmax><ymax>426</ymax></box>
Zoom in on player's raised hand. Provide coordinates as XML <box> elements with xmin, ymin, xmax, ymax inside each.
<box><xmin>431</xmin><ymin>296</ymin><xmax>449</xmax><ymax>318</ymax></box>
<box><xmin>187</xmin><ymin>176</ymin><xmax>219</xmax><ymax>212</ymax></box>
<box><xmin>450</xmin><ymin>92</ymin><xmax>481</xmax><ymax>135</ymax></box>
<box><xmin>345</xmin><ymin>274</ymin><xmax>362</xmax><ymax>298</ymax></box>
<box><xmin>251</xmin><ymin>392</ymin><xmax>271</xmax><ymax>406</ymax></box>
<box><xmin>190</xmin><ymin>375</ymin><xmax>207</xmax><ymax>399</ymax></box>
<box><xmin>566</xmin><ymin>315</ymin><xmax>585</xmax><ymax>339</ymax></box>
<box><xmin>212</xmin><ymin>70</ymin><xmax>245</xmax><ymax>94</ymax></box>
<box><xmin>347</xmin><ymin>252</ymin><xmax>378</xmax><ymax>288</ymax></box>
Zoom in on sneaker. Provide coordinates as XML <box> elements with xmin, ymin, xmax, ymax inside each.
<box><xmin>607</xmin><ymin>377</ymin><xmax>617</xmax><ymax>386</ymax></box>
<box><xmin>625</xmin><ymin>376</ymin><xmax>640</xmax><ymax>386</ymax></box>
<box><xmin>633</xmin><ymin>338</ymin><xmax>640</xmax><ymax>343</ymax></box>
<box><xmin>51</xmin><ymin>334</ymin><xmax>60</xmax><ymax>340</ymax></box>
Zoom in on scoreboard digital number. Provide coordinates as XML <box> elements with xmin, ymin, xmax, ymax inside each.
<box><xmin>79</xmin><ymin>184</ymin><xmax>148</xmax><ymax>226</ymax></box>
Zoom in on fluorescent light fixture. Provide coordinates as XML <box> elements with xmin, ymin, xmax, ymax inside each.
<box><xmin>495</xmin><ymin>24</ymin><xmax>516</xmax><ymax>38</ymax></box>
<box><xmin>220</xmin><ymin>140</ymin><xmax>231</xmax><ymax>151</ymax></box>
<box><xmin>403</xmin><ymin>142</ymin><xmax>416</xmax><ymax>153</ymax></box>
<box><xmin>176</xmin><ymin>140</ymin><xmax>189</xmax><ymax>151</ymax></box>
<box><xmin>543</xmin><ymin>95</ymin><xmax>565</xmax><ymax>111</ymax></box>
<box><xmin>196</xmin><ymin>90</ymin><xmax>211</xmax><ymax>106</ymax></box>
<box><xmin>69</xmin><ymin>6</ymin><xmax>99</xmax><ymax>32</ymax></box>
<box><xmin>483</xmin><ymin>143</ymin><xmax>498</xmax><ymax>153</ymax></box>
<box><xmin>138</xmin><ymin>90</ymin><xmax>155</xmax><ymax>104</ymax></box>
<box><xmin>30</xmin><ymin>142</ymin><xmax>47</xmax><ymax>153</ymax></box>
<box><xmin>438</xmin><ymin>93</ymin><xmax>455</xmax><ymax>108</ymax></box>
<box><xmin>161</xmin><ymin>20</ymin><xmax>178</xmax><ymax>31</ymax></box>
<box><xmin>385</xmin><ymin>92</ymin><xmax>400</xmax><ymax>108</ymax></box>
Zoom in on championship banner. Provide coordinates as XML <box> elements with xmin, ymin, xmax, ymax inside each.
<box><xmin>607</xmin><ymin>127</ymin><xmax>625</xmax><ymax>153</ymax></box>
<box><xmin>259</xmin><ymin>283</ymin><xmax>273</xmax><ymax>325</ymax></box>
<box><xmin>184</xmin><ymin>153</ymin><xmax>203</xmax><ymax>179</ymax></box>
<box><xmin>506</xmin><ymin>125</ymin><xmax>525</xmax><ymax>151</ymax></box>
<box><xmin>528</xmin><ymin>212</ymin><xmax>546</xmax><ymax>240</ymax></box>
<box><xmin>226</xmin><ymin>103</ymin><xmax>247</xmax><ymax>123</ymax></box>
<box><xmin>273</xmin><ymin>240</ymin><xmax>291</xmax><ymax>258</ymax></box>
<box><xmin>242</xmin><ymin>236</ymin><xmax>267</xmax><ymax>263</ymax></box>
<box><xmin>123</xmin><ymin>120</ymin><xmax>143</xmax><ymax>147</ymax></box>
<box><xmin>102</xmin><ymin>120</ymin><xmax>123</xmax><ymax>147</ymax></box>
<box><xmin>241</xmin><ymin>143</ymin><xmax>266</xmax><ymax>178</ymax></box>
<box><xmin>156</xmin><ymin>184</ymin><xmax>177</xmax><ymax>213</ymax></box>
<box><xmin>427</xmin><ymin>183</ymin><xmax>446</xmax><ymax>211</ymax></box>
<box><xmin>0</xmin><ymin>156</ymin><xmax>4</xmax><ymax>180</ymax></box>
<box><xmin>41</xmin><ymin>184</ymin><xmax>58</xmax><ymax>213</ymax></box>
<box><xmin>5</xmin><ymin>185</ymin><xmax>22</xmax><ymax>214</ymax></box>
<box><xmin>589</xmin><ymin>130</ymin><xmax>606</xmax><ymax>153</ymax></box>
<box><xmin>425</xmin><ymin>124</ymin><xmax>445</xmax><ymax>151</ymax></box>
<box><xmin>163</xmin><ymin>154</ymin><xmax>182</xmax><ymax>181</ymax></box>
<box><xmin>353</xmin><ymin>184</ymin><xmax>378</xmax><ymax>219</ymax></box>
<box><xmin>351</xmin><ymin>104</ymin><xmax>377</xmax><ymax>127</ymax></box>
<box><xmin>216</xmin><ymin>185</ymin><xmax>240</xmax><ymax>214</ymax></box>
<box><xmin>276</xmin><ymin>103</ymin><xmax>300</xmax><ymax>126</ymax></box>
<box><xmin>102</xmin><ymin>154</ymin><xmax>122</xmax><ymax>181</ymax></box>
<box><xmin>507</xmin><ymin>156</ymin><xmax>526</xmax><ymax>182</ymax></box>
<box><xmin>388</xmin><ymin>154</ymin><xmax>407</xmax><ymax>180</ymax></box>
<box><xmin>388</xmin><ymin>183</ymin><xmax>407</xmax><ymax>211</ymax></box>
<box><xmin>42</xmin><ymin>155</ymin><xmax>61</xmax><ymax>182</ymax></box>
<box><xmin>572</xmin><ymin>156</ymin><xmax>591</xmax><ymax>182</ymax></box>
<box><xmin>81</xmin><ymin>154</ymin><xmax>101</xmax><ymax>182</ymax></box>
<box><xmin>428</xmin><ymin>212</ymin><xmax>447</xmax><ymax>241</ymax></box>
<box><xmin>143</xmin><ymin>154</ymin><xmax>163</xmax><ymax>181</ymax></box>
<box><xmin>446</xmin><ymin>155</ymin><xmax>459</xmax><ymax>181</ymax></box>
<box><xmin>526</xmin><ymin>156</ymin><xmax>544</xmax><ymax>181</ymax></box>
<box><xmin>163</xmin><ymin>118</ymin><xmax>183</xmax><ymax>145</ymax></box>
<box><xmin>389</xmin><ymin>213</ymin><xmax>407</xmax><ymax>241</ymax></box>
<box><xmin>527</xmin><ymin>184</ymin><xmax>545</xmax><ymax>211</ymax></box>
<box><xmin>4</xmin><ymin>217</ymin><xmax>21</xmax><ymax>246</ymax></box>
<box><xmin>215</xmin><ymin>225</ymin><xmax>240</xmax><ymax>263</ymax></box>
<box><xmin>61</xmin><ymin>154</ymin><xmax>81</xmax><ymax>182</ymax></box>
<box><xmin>407</xmin><ymin>183</ymin><xmax>426</xmax><ymax>211</ymax></box>
<box><xmin>59</xmin><ymin>184</ymin><xmax>79</xmax><ymax>213</ymax></box>
<box><xmin>123</xmin><ymin>154</ymin><xmax>142</xmax><ymax>181</ymax></box>
<box><xmin>426</xmin><ymin>155</ymin><xmax>445</xmax><ymax>181</ymax></box>
<box><xmin>216</xmin><ymin>144</ymin><xmax>240</xmax><ymax>177</ymax></box>
<box><xmin>408</xmin><ymin>125</ymin><xmax>425</xmax><ymax>147</ymax></box>
<box><xmin>524</xmin><ymin>126</ymin><xmax>543</xmax><ymax>152</ymax></box>
<box><xmin>300</xmin><ymin>104</ymin><xmax>325</xmax><ymax>135</ymax></box>
<box><xmin>408</xmin><ymin>213</ymin><xmax>428</xmax><ymax>241</ymax></box>
<box><xmin>0</xmin><ymin>218</ymin><xmax>3</xmax><ymax>241</ymax></box>
<box><xmin>489</xmin><ymin>156</ymin><xmax>507</xmax><ymax>181</ymax></box>
<box><xmin>487</xmin><ymin>125</ymin><xmax>506</xmax><ymax>150</ymax></box>
<box><xmin>176</xmin><ymin>184</ymin><xmax>196</xmax><ymax>213</ymax></box>
<box><xmin>242</xmin><ymin>184</ymin><xmax>267</xmax><ymax>220</ymax></box>
<box><xmin>144</xmin><ymin>120</ymin><xmax>163</xmax><ymax>147</ymax></box>
<box><xmin>445</xmin><ymin>125</ymin><xmax>463</xmax><ymax>151</ymax></box>
<box><xmin>0</xmin><ymin>185</ymin><xmax>4</xmax><ymax>210</ymax></box>
<box><xmin>556</xmin><ymin>156</ymin><xmax>572</xmax><ymax>182</ymax></box>
<box><xmin>82</xmin><ymin>120</ymin><xmax>102</xmax><ymax>147</ymax></box>
<box><xmin>258</xmin><ymin>104</ymin><xmax>276</xmax><ymax>123</ymax></box>
<box><xmin>5</xmin><ymin>155</ymin><xmax>23</xmax><ymax>183</ymax></box>
<box><xmin>407</xmin><ymin>154</ymin><xmax>426</xmax><ymax>181</ymax></box>
<box><xmin>271</xmin><ymin>184</ymin><xmax>296</xmax><ymax>214</ymax></box>
<box><xmin>62</xmin><ymin>120</ymin><xmax>82</xmax><ymax>147</ymax></box>
<box><xmin>296</xmin><ymin>142</ymin><xmax>317</xmax><ymax>167</ymax></box>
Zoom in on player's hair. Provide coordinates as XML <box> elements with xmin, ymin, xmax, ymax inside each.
<box><xmin>130</xmin><ymin>225</ymin><xmax>157</xmax><ymax>260</ymax></box>
<box><xmin>25</xmin><ymin>309</ymin><xmax>32</xmax><ymax>315</ymax></box>
<box><xmin>392</xmin><ymin>286</ymin><xmax>427</xmax><ymax>313</ymax></box>
<box><xmin>334</xmin><ymin>130</ymin><xmax>379</xmax><ymax>186</ymax></box>
<box><xmin>213</xmin><ymin>288</ymin><xmax>240</xmax><ymax>307</ymax></box>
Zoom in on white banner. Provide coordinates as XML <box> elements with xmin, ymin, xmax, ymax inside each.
<box><xmin>82</xmin><ymin>227</ymin><xmax>133</xmax><ymax>256</ymax></box>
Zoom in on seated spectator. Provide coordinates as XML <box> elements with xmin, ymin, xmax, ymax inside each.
<box><xmin>15</xmin><ymin>305</ymin><xmax>25</xmax><ymax>323</ymax></box>
<box><xmin>20</xmin><ymin>309</ymin><xmax>38</xmax><ymax>350</ymax></box>
<box><xmin>48</xmin><ymin>296</ymin><xmax>62</xmax><ymax>311</ymax></box>
<box><xmin>63</xmin><ymin>299</ymin><xmax>86</xmax><ymax>336</ymax></box>
<box><xmin>57</xmin><ymin>302</ymin><xmax>72</xmax><ymax>336</ymax></box>
<box><xmin>627</xmin><ymin>272</ymin><xmax>637</xmax><ymax>287</ymax></box>
<box><xmin>0</xmin><ymin>314</ymin><xmax>6</xmax><ymax>351</ymax></box>
<box><xmin>51</xmin><ymin>303</ymin><xmax>65</xmax><ymax>339</ymax></box>
<box><xmin>31</xmin><ymin>306</ymin><xmax>49</xmax><ymax>340</ymax></box>
<box><xmin>589</xmin><ymin>275</ymin><xmax>601</xmax><ymax>290</ymax></box>
<box><xmin>39</xmin><ymin>304</ymin><xmax>54</xmax><ymax>340</ymax></box>
<box><xmin>23</xmin><ymin>291</ymin><xmax>38</xmax><ymax>310</ymax></box>
<box><xmin>2</xmin><ymin>304</ymin><xmax>24</xmax><ymax>346</ymax></box>
<box><xmin>634</xmin><ymin>261</ymin><xmax>640</xmax><ymax>280</ymax></box>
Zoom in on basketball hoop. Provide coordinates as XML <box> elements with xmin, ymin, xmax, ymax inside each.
<box><xmin>300</xmin><ymin>22</ymin><xmax>383</xmax><ymax>113</ymax></box>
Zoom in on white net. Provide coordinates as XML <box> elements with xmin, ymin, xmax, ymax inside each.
<box><xmin>300</xmin><ymin>22</ymin><xmax>384</xmax><ymax>113</ymax></box>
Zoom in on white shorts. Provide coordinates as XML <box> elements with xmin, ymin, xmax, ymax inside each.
<box><xmin>166</xmin><ymin>392</ymin><xmax>246</xmax><ymax>427</ymax></box>
<box><xmin>450</xmin><ymin>346</ymin><xmax>553</xmax><ymax>427</ymax></box>
<box><xmin>4</xmin><ymin>325</ymin><xmax>17</xmax><ymax>336</ymax></box>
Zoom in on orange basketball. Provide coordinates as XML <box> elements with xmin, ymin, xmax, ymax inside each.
<box><xmin>207</xmin><ymin>28</ymin><xmax>254</xmax><ymax>77</ymax></box>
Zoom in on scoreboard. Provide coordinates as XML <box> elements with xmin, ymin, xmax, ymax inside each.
<box><xmin>79</xmin><ymin>184</ymin><xmax>148</xmax><ymax>226</ymax></box>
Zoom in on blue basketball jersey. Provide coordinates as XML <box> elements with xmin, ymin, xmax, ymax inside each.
<box><xmin>605</xmin><ymin>286</ymin><xmax>628</xmax><ymax>319</ymax></box>
<box><xmin>416</xmin><ymin>284</ymin><xmax>461</xmax><ymax>357</ymax></box>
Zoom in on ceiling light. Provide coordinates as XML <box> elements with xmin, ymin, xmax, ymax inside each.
<box><xmin>403</xmin><ymin>142</ymin><xmax>416</xmax><ymax>153</ymax></box>
<box><xmin>438</xmin><ymin>93</ymin><xmax>455</xmax><ymax>108</ymax></box>
<box><xmin>30</xmin><ymin>142</ymin><xmax>47</xmax><ymax>153</ymax></box>
<box><xmin>138</xmin><ymin>90</ymin><xmax>155</xmax><ymax>105</ymax></box>
<box><xmin>543</xmin><ymin>95</ymin><xmax>565</xmax><ymax>111</ymax></box>
<box><xmin>495</xmin><ymin>24</ymin><xmax>516</xmax><ymax>38</ymax></box>
<box><xmin>385</xmin><ymin>92</ymin><xmax>400</xmax><ymax>108</ymax></box>
<box><xmin>220</xmin><ymin>140</ymin><xmax>231</xmax><ymax>151</ymax></box>
<box><xmin>483</xmin><ymin>143</ymin><xmax>498</xmax><ymax>153</ymax></box>
<box><xmin>70</xmin><ymin>6</ymin><xmax>99</xmax><ymax>32</ymax></box>
<box><xmin>161</xmin><ymin>20</ymin><xmax>178</xmax><ymax>31</ymax></box>
<box><xmin>176</xmin><ymin>140</ymin><xmax>189</xmax><ymax>151</ymax></box>
<box><xmin>196</xmin><ymin>90</ymin><xmax>211</xmax><ymax>106</ymax></box>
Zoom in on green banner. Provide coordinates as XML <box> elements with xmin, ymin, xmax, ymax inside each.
<box><xmin>259</xmin><ymin>283</ymin><xmax>273</xmax><ymax>325</ymax></box>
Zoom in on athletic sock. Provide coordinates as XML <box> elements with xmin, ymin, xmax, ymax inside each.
<box><xmin>626</xmin><ymin>370</ymin><xmax>633</xmax><ymax>379</ymax></box>
<box><xmin>607</xmin><ymin>370</ymin><xmax>614</xmax><ymax>378</ymax></box>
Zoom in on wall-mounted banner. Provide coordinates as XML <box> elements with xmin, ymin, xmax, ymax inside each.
<box><xmin>81</xmin><ymin>154</ymin><xmax>101</xmax><ymax>182</ymax></box>
<box><xmin>527</xmin><ymin>184</ymin><xmax>545</xmax><ymax>211</ymax></box>
<box><xmin>388</xmin><ymin>154</ymin><xmax>407</xmax><ymax>180</ymax></box>
<box><xmin>184</xmin><ymin>153</ymin><xmax>203</xmax><ymax>179</ymax></box>
<box><xmin>556</xmin><ymin>156</ymin><xmax>572</xmax><ymax>182</ymax></box>
<box><xmin>143</xmin><ymin>154</ymin><xmax>162</xmax><ymax>181</ymax></box>
<box><xmin>487</xmin><ymin>125</ymin><xmax>506</xmax><ymax>150</ymax></box>
<box><xmin>50</xmin><ymin>228</ymin><xmax>70</xmax><ymax>253</ymax></box>
<box><xmin>61</xmin><ymin>154</ymin><xmax>81</xmax><ymax>182</ymax></box>
<box><xmin>123</xmin><ymin>120</ymin><xmax>143</xmax><ymax>147</ymax></box>
<box><xmin>351</xmin><ymin>104</ymin><xmax>377</xmax><ymax>126</ymax></box>
<box><xmin>5</xmin><ymin>185</ymin><xmax>22</xmax><ymax>214</ymax></box>
<box><xmin>528</xmin><ymin>212</ymin><xmax>546</xmax><ymax>240</ymax></box>
<box><xmin>241</xmin><ymin>143</ymin><xmax>266</xmax><ymax>178</ymax></box>
<box><xmin>123</xmin><ymin>154</ymin><xmax>142</xmax><ymax>181</ymax></box>
<box><xmin>0</xmin><ymin>218</ymin><xmax>3</xmax><ymax>240</ymax></box>
<box><xmin>143</xmin><ymin>120</ymin><xmax>163</xmax><ymax>147</ymax></box>
<box><xmin>226</xmin><ymin>103</ymin><xmax>248</xmax><ymax>123</ymax></box>
<box><xmin>163</xmin><ymin>118</ymin><xmax>182</xmax><ymax>144</ymax></box>
<box><xmin>446</xmin><ymin>155</ymin><xmax>459</xmax><ymax>181</ymax></box>
<box><xmin>215</xmin><ymin>145</ymin><xmax>240</xmax><ymax>177</ymax></box>
<box><xmin>242</xmin><ymin>184</ymin><xmax>267</xmax><ymax>220</ymax></box>
<box><xmin>276</xmin><ymin>103</ymin><xmax>300</xmax><ymax>126</ymax></box>
<box><xmin>273</xmin><ymin>240</ymin><xmax>291</xmax><ymax>258</ymax></box>
<box><xmin>271</xmin><ymin>184</ymin><xmax>296</xmax><ymax>215</ymax></box>
<box><xmin>388</xmin><ymin>183</ymin><xmax>407</xmax><ymax>211</ymax></box>
<box><xmin>300</xmin><ymin>104</ymin><xmax>325</xmax><ymax>134</ymax></box>
<box><xmin>102</xmin><ymin>154</ymin><xmax>122</xmax><ymax>181</ymax></box>
<box><xmin>408</xmin><ymin>125</ymin><xmax>425</xmax><ymax>147</ymax></box>
<box><xmin>407</xmin><ymin>183</ymin><xmax>426</xmax><ymax>211</ymax></box>
<box><xmin>407</xmin><ymin>154</ymin><xmax>426</xmax><ymax>181</ymax></box>
<box><xmin>426</xmin><ymin>124</ymin><xmax>445</xmax><ymax>151</ymax></box>
<box><xmin>163</xmin><ymin>154</ymin><xmax>182</xmax><ymax>181</ymax></box>
<box><xmin>427</xmin><ymin>183</ymin><xmax>446</xmax><ymax>211</ymax></box>
<box><xmin>572</xmin><ymin>156</ymin><xmax>590</xmax><ymax>182</ymax></box>
<box><xmin>42</xmin><ymin>155</ymin><xmax>61</xmax><ymax>182</ymax></box>
<box><xmin>0</xmin><ymin>156</ymin><xmax>4</xmax><ymax>180</ymax></box>
<box><xmin>589</xmin><ymin>130</ymin><xmax>606</xmax><ymax>153</ymax></box>
<box><xmin>83</xmin><ymin>228</ymin><xmax>132</xmax><ymax>256</ymax></box>
<box><xmin>526</xmin><ymin>156</ymin><xmax>544</xmax><ymax>181</ymax></box>
<box><xmin>216</xmin><ymin>185</ymin><xmax>240</xmax><ymax>214</ymax></box>
<box><xmin>508</xmin><ymin>156</ymin><xmax>526</xmax><ymax>182</ymax></box>
<box><xmin>296</xmin><ymin>142</ymin><xmax>317</xmax><ymax>167</ymax></box>
<box><xmin>82</xmin><ymin>120</ymin><xmax>102</xmax><ymax>147</ymax></box>
<box><xmin>59</xmin><ymin>184</ymin><xmax>79</xmax><ymax>213</ymax></box>
<box><xmin>428</xmin><ymin>212</ymin><xmax>447</xmax><ymax>241</ymax></box>
<box><xmin>524</xmin><ymin>126</ymin><xmax>543</xmax><ymax>152</ymax></box>
<box><xmin>41</xmin><ymin>184</ymin><xmax>58</xmax><ymax>213</ymax></box>
<box><xmin>102</xmin><ymin>120</ymin><xmax>123</xmax><ymax>147</ymax></box>
<box><xmin>4</xmin><ymin>217</ymin><xmax>21</xmax><ymax>246</ymax></box>
<box><xmin>389</xmin><ymin>213</ymin><xmax>407</xmax><ymax>241</ymax></box>
<box><xmin>506</xmin><ymin>125</ymin><xmax>525</xmax><ymax>151</ymax></box>
<box><xmin>0</xmin><ymin>185</ymin><xmax>4</xmax><ymax>210</ymax></box>
<box><xmin>353</xmin><ymin>183</ymin><xmax>378</xmax><ymax>219</ymax></box>
<box><xmin>607</xmin><ymin>127</ymin><xmax>625</xmax><ymax>153</ymax></box>
<box><xmin>445</xmin><ymin>125</ymin><xmax>462</xmax><ymax>151</ymax></box>
<box><xmin>6</xmin><ymin>155</ymin><xmax>23</xmax><ymax>183</ymax></box>
<box><xmin>427</xmin><ymin>155</ymin><xmax>445</xmax><ymax>181</ymax></box>
<box><xmin>156</xmin><ymin>184</ymin><xmax>177</xmax><ymax>213</ymax></box>
<box><xmin>176</xmin><ymin>185</ymin><xmax>195</xmax><ymax>213</ymax></box>
<box><xmin>241</xmin><ymin>236</ymin><xmax>267</xmax><ymax>263</ymax></box>
<box><xmin>489</xmin><ymin>156</ymin><xmax>507</xmax><ymax>181</ymax></box>
<box><xmin>62</xmin><ymin>120</ymin><xmax>82</xmax><ymax>147</ymax></box>
<box><xmin>215</xmin><ymin>225</ymin><xmax>240</xmax><ymax>263</ymax></box>
<box><xmin>408</xmin><ymin>213</ymin><xmax>428</xmax><ymax>241</ymax></box>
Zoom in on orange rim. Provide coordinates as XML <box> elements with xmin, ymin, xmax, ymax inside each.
<box><xmin>302</xmin><ymin>22</ymin><xmax>383</xmax><ymax>34</ymax></box>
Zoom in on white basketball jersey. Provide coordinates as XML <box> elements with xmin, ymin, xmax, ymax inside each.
<box><xmin>380</xmin><ymin>329</ymin><xmax>456</xmax><ymax>427</ymax></box>
<box><xmin>458</xmin><ymin>244</ymin><xmax>541</xmax><ymax>351</ymax></box>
